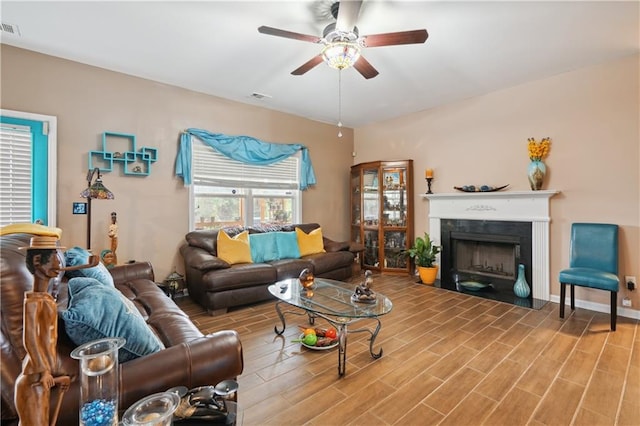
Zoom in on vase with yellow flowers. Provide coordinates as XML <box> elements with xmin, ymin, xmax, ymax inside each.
<box><xmin>527</xmin><ymin>137</ymin><xmax>551</xmax><ymax>190</ymax></box>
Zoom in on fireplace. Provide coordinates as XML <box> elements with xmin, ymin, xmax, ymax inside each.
<box><xmin>424</xmin><ymin>190</ymin><xmax>558</xmax><ymax>308</ymax></box>
<box><xmin>440</xmin><ymin>219</ymin><xmax>537</xmax><ymax>307</ymax></box>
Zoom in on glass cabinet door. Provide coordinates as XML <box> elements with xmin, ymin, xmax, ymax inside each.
<box><xmin>350</xmin><ymin>171</ymin><xmax>361</xmax><ymax>244</ymax></box>
<box><xmin>363</xmin><ymin>229</ymin><xmax>379</xmax><ymax>268</ymax></box>
<box><xmin>362</xmin><ymin>168</ymin><xmax>379</xmax><ymax>227</ymax></box>
<box><xmin>383</xmin><ymin>231</ymin><xmax>408</xmax><ymax>269</ymax></box>
<box><xmin>362</xmin><ymin>168</ymin><xmax>379</xmax><ymax>268</ymax></box>
<box><xmin>382</xmin><ymin>168</ymin><xmax>407</xmax><ymax>227</ymax></box>
<box><xmin>382</xmin><ymin>167</ymin><xmax>408</xmax><ymax>271</ymax></box>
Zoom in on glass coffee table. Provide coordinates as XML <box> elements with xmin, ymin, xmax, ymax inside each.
<box><xmin>268</xmin><ymin>277</ymin><xmax>393</xmax><ymax>376</ymax></box>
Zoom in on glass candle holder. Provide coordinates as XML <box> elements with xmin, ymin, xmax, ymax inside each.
<box><xmin>121</xmin><ymin>391</ymin><xmax>180</xmax><ymax>426</ymax></box>
<box><xmin>298</xmin><ymin>268</ymin><xmax>315</xmax><ymax>289</ymax></box>
<box><xmin>71</xmin><ymin>337</ymin><xmax>125</xmax><ymax>426</ymax></box>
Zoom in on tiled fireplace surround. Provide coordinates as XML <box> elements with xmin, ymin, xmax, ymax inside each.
<box><xmin>424</xmin><ymin>190</ymin><xmax>558</xmax><ymax>304</ymax></box>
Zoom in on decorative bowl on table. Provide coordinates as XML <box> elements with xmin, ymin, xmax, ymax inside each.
<box><xmin>458</xmin><ymin>281</ymin><xmax>493</xmax><ymax>291</ymax></box>
<box><xmin>297</xmin><ymin>333</ymin><xmax>339</xmax><ymax>350</ymax></box>
<box><xmin>454</xmin><ymin>184</ymin><xmax>509</xmax><ymax>193</ymax></box>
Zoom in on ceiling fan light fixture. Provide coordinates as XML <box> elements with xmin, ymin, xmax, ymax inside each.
<box><xmin>321</xmin><ymin>41</ymin><xmax>361</xmax><ymax>70</ymax></box>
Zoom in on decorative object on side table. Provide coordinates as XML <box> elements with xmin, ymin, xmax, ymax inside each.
<box><xmin>121</xmin><ymin>391</ymin><xmax>180</xmax><ymax>426</ymax></box>
<box><xmin>527</xmin><ymin>137</ymin><xmax>551</xmax><ymax>190</ymax></box>
<box><xmin>454</xmin><ymin>184</ymin><xmax>509</xmax><ymax>193</ymax></box>
<box><xmin>401</xmin><ymin>232</ymin><xmax>440</xmax><ymax>285</ymax></box>
<box><xmin>513</xmin><ymin>263</ymin><xmax>531</xmax><ymax>298</ymax></box>
<box><xmin>352</xmin><ymin>270</ymin><xmax>376</xmax><ymax>303</ymax></box>
<box><xmin>164</xmin><ymin>270</ymin><xmax>185</xmax><ymax>298</ymax></box>
<box><xmin>425</xmin><ymin>168</ymin><xmax>434</xmax><ymax>194</ymax></box>
<box><xmin>171</xmin><ymin>380</ymin><xmax>239</xmax><ymax>424</ymax></box>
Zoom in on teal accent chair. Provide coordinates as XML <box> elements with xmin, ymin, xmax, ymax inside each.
<box><xmin>559</xmin><ymin>223</ymin><xmax>619</xmax><ymax>330</ymax></box>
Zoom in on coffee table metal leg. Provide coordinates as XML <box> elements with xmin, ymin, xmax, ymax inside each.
<box><xmin>344</xmin><ymin>318</ymin><xmax>384</xmax><ymax>360</ymax></box>
<box><xmin>274</xmin><ymin>301</ymin><xmax>286</xmax><ymax>335</ymax></box>
<box><xmin>337</xmin><ymin>322</ymin><xmax>348</xmax><ymax>376</ymax></box>
<box><xmin>368</xmin><ymin>318</ymin><xmax>383</xmax><ymax>359</ymax></box>
<box><xmin>274</xmin><ymin>302</ymin><xmax>314</xmax><ymax>335</ymax></box>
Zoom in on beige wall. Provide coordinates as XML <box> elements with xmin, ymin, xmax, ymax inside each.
<box><xmin>2</xmin><ymin>45</ymin><xmax>638</xmax><ymax>316</ymax></box>
<box><xmin>355</xmin><ymin>54</ymin><xmax>640</xmax><ymax>315</ymax></box>
<box><xmin>1</xmin><ymin>45</ymin><xmax>354</xmax><ymax>281</ymax></box>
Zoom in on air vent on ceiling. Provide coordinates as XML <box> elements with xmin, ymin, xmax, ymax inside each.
<box><xmin>251</xmin><ymin>92</ymin><xmax>272</xmax><ymax>100</ymax></box>
<box><xmin>1</xmin><ymin>23</ymin><xmax>21</xmax><ymax>37</ymax></box>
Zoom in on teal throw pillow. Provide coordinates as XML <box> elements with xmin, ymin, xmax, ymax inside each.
<box><xmin>249</xmin><ymin>232</ymin><xmax>279</xmax><ymax>263</ymax></box>
<box><xmin>63</xmin><ymin>246</ymin><xmax>114</xmax><ymax>287</ymax></box>
<box><xmin>61</xmin><ymin>277</ymin><xmax>165</xmax><ymax>362</ymax></box>
<box><xmin>274</xmin><ymin>231</ymin><xmax>301</xmax><ymax>259</ymax></box>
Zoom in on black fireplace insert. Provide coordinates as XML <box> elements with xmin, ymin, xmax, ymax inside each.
<box><xmin>438</xmin><ymin>219</ymin><xmax>545</xmax><ymax>308</ymax></box>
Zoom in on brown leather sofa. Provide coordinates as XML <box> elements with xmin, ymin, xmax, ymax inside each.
<box><xmin>181</xmin><ymin>223</ymin><xmax>358</xmax><ymax>314</ymax></box>
<box><xmin>1</xmin><ymin>232</ymin><xmax>244</xmax><ymax>425</ymax></box>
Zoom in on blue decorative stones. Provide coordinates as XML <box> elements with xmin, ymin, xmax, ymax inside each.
<box><xmin>80</xmin><ymin>399</ymin><xmax>116</xmax><ymax>426</ymax></box>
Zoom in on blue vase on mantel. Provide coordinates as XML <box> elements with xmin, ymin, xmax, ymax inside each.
<box><xmin>513</xmin><ymin>264</ymin><xmax>531</xmax><ymax>298</ymax></box>
<box><xmin>528</xmin><ymin>160</ymin><xmax>546</xmax><ymax>190</ymax></box>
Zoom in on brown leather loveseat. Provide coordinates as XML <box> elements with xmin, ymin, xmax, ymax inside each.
<box><xmin>1</xmin><ymin>232</ymin><xmax>244</xmax><ymax>425</ymax></box>
<box><xmin>181</xmin><ymin>223</ymin><xmax>358</xmax><ymax>314</ymax></box>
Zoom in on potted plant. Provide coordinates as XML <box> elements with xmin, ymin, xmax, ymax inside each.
<box><xmin>402</xmin><ymin>232</ymin><xmax>441</xmax><ymax>284</ymax></box>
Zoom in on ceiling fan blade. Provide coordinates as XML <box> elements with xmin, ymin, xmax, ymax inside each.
<box><xmin>361</xmin><ymin>29</ymin><xmax>428</xmax><ymax>47</ymax></box>
<box><xmin>335</xmin><ymin>0</ymin><xmax>363</xmax><ymax>32</ymax></box>
<box><xmin>291</xmin><ymin>55</ymin><xmax>324</xmax><ymax>75</ymax></box>
<box><xmin>258</xmin><ymin>26</ymin><xmax>322</xmax><ymax>44</ymax></box>
<box><xmin>353</xmin><ymin>55</ymin><xmax>379</xmax><ymax>79</ymax></box>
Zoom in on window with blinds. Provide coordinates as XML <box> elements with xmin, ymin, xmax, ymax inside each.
<box><xmin>192</xmin><ymin>140</ymin><xmax>299</xmax><ymax>189</ymax></box>
<box><xmin>190</xmin><ymin>140</ymin><xmax>301</xmax><ymax>230</ymax></box>
<box><xmin>0</xmin><ymin>123</ymin><xmax>32</xmax><ymax>226</ymax></box>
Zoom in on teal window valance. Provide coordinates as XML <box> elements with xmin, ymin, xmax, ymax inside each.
<box><xmin>175</xmin><ymin>129</ymin><xmax>317</xmax><ymax>190</ymax></box>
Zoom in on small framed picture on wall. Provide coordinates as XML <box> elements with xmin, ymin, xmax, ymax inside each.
<box><xmin>73</xmin><ymin>202</ymin><xmax>87</xmax><ymax>215</ymax></box>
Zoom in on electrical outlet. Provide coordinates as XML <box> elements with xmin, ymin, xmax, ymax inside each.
<box><xmin>625</xmin><ymin>276</ymin><xmax>637</xmax><ymax>291</ymax></box>
<box><xmin>622</xmin><ymin>297</ymin><xmax>632</xmax><ymax>307</ymax></box>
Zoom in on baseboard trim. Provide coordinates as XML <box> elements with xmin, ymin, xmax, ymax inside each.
<box><xmin>549</xmin><ymin>295</ymin><xmax>640</xmax><ymax>320</ymax></box>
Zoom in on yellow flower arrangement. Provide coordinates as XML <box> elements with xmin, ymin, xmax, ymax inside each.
<box><xmin>527</xmin><ymin>137</ymin><xmax>551</xmax><ymax>161</ymax></box>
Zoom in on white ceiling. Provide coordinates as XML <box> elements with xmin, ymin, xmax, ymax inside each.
<box><xmin>1</xmin><ymin>1</ymin><xmax>639</xmax><ymax>128</ymax></box>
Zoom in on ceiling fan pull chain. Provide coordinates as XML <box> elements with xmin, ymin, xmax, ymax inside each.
<box><xmin>337</xmin><ymin>69</ymin><xmax>343</xmax><ymax>138</ymax></box>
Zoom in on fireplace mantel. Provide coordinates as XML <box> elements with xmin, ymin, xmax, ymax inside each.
<box><xmin>423</xmin><ymin>190</ymin><xmax>559</xmax><ymax>301</ymax></box>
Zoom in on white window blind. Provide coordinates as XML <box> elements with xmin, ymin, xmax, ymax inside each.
<box><xmin>0</xmin><ymin>123</ymin><xmax>32</xmax><ymax>225</ymax></box>
<box><xmin>192</xmin><ymin>139</ymin><xmax>299</xmax><ymax>190</ymax></box>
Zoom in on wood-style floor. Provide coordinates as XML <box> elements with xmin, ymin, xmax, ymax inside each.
<box><xmin>176</xmin><ymin>273</ymin><xmax>639</xmax><ymax>426</ymax></box>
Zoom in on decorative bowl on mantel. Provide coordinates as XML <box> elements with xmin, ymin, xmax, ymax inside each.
<box><xmin>453</xmin><ymin>184</ymin><xmax>509</xmax><ymax>193</ymax></box>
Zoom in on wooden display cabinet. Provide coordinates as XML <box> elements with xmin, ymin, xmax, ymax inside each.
<box><xmin>350</xmin><ymin>160</ymin><xmax>414</xmax><ymax>274</ymax></box>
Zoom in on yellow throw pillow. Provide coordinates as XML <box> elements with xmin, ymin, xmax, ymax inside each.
<box><xmin>295</xmin><ymin>227</ymin><xmax>326</xmax><ymax>257</ymax></box>
<box><xmin>216</xmin><ymin>230</ymin><xmax>252</xmax><ymax>265</ymax></box>
<box><xmin>0</xmin><ymin>223</ymin><xmax>62</xmax><ymax>238</ymax></box>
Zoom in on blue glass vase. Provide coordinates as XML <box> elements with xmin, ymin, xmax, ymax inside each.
<box><xmin>513</xmin><ymin>264</ymin><xmax>531</xmax><ymax>298</ymax></box>
<box><xmin>528</xmin><ymin>160</ymin><xmax>546</xmax><ymax>190</ymax></box>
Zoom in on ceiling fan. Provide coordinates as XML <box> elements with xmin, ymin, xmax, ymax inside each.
<box><xmin>258</xmin><ymin>0</ymin><xmax>428</xmax><ymax>79</ymax></box>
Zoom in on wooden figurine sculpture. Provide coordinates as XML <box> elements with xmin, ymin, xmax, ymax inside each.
<box><xmin>108</xmin><ymin>211</ymin><xmax>118</xmax><ymax>265</ymax></box>
<box><xmin>351</xmin><ymin>270</ymin><xmax>376</xmax><ymax>303</ymax></box>
<box><xmin>100</xmin><ymin>249</ymin><xmax>117</xmax><ymax>269</ymax></box>
<box><xmin>15</xmin><ymin>236</ymin><xmax>98</xmax><ymax>426</ymax></box>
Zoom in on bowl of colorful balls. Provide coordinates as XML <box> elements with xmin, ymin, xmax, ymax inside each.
<box><xmin>293</xmin><ymin>326</ymin><xmax>339</xmax><ymax>350</ymax></box>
